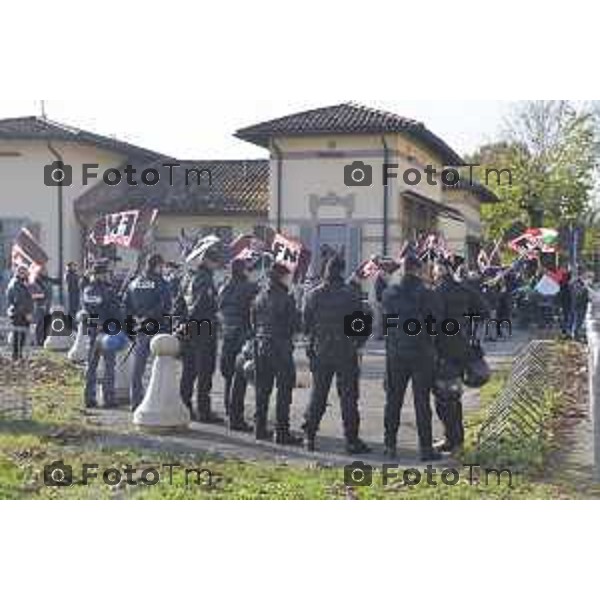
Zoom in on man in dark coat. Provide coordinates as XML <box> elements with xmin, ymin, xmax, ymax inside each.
<box><xmin>382</xmin><ymin>253</ymin><xmax>443</xmax><ymax>461</ymax></box>
<box><xmin>218</xmin><ymin>256</ymin><xmax>260</xmax><ymax>430</ymax></box>
<box><xmin>65</xmin><ymin>262</ymin><xmax>81</xmax><ymax>319</ymax></box>
<box><xmin>6</xmin><ymin>266</ymin><xmax>34</xmax><ymax>360</ymax></box>
<box><xmin>124</xmin><ymin>253</ymin><xmax>172</xmax><ymax>411</ymax></box>
<box><xmin>175</xmin><ymin>243</ymin><xmax>224</xmax><ymax>423</ymax></box>
<box><xmin>433</xmin><ymin>259</ymin><xmax>488</xmax><ymax>452</ymax></box>
<box><xmin>302</xmin><ymin>255</ymin><xmax>371</xmax><ymax>454</ymax></box>
<box><xmin>251</xmin><ymin>263</ymin><xmax>302</xmax><ymax>445</ymax></box>
<box><xmin>82</xmin><ymin>262</ymin><xmax>123</xmax><ymax>409</ymax></box>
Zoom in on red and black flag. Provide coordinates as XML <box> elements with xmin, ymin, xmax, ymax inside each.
<box><xmin>11</xmin><ymin>228</ymin><xmax>49</xmax><ymax>283</ymax></box>
<box><xmin>89</xmin><ymin>207</ymin><xmax>158</xmax><ymax>250</ymax></box>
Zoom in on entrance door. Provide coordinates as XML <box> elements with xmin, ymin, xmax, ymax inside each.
<box><xmin>317</xmin><ymin>223</ymin><xmax>348</xmax><ymax>274</ymax></box>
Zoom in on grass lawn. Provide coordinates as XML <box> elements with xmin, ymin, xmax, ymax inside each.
<box><xmin>0</xmin><ymin>352</ymin><xmax>590</xmax><ymax>500</ymax></box>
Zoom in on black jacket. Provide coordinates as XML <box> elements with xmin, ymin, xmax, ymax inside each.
<box><xmin>303</xmin><ymin>276</ymin><xmax>365</xmax><ymax>361</ymax></box>
<box><xmin>124</xmin><ymin>271</ymin><xmax>172</xmax><ymax>326</ymax></box>
<box><xmin>6</xmin><ymin>276</ymin><xmax>34</xmax><ymax>322</ymax></box>
<box><xmin>252</xmin><ymin>279</ymin><xmax>299</xmax><ymax>347</ymax></box>
<box><xmin>82</xmin><ymin>279</ymin><xmax>123</xmax><ymax>326</ymax></box>
<box><xmin>218</xmin><ymin>276</ymin><xmax>259</xmax><ymax>333</ymax></box>
<box><xmin>435</xmin><ymin>275</ymin><xmax>487</xmax><ymax>362</ymax></box>
<box><xmin>175</xmin><ymin>265</ymin><xmax>218</xmax><ymax>323</ymax></box>
<box><xmin>382</xmin><ymin>274</ymin><xmax>441</xmax><ymax>356</ymax></box>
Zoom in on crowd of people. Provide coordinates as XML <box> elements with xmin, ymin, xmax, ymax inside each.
<box><xmin>3</xmin><ymin>236</ymin><xmax>593</xmax><ymax>460</ymax></box>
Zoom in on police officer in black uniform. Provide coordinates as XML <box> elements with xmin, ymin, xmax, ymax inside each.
<box><xmin>82</xmin><ymin>261</ymin><xmax>122</xmax><ymax>409</ymax></box>
<box><xmin>176</xmin><ymin>241</ymin><xmax>224</xmax><ymax>423</ymax></box>
<box><xmin>382</xmin><ymin>253</ymin><xmax>443</xmax><ymax>461</ymax></box>
<box><xmin>433</xmin><ymin>258</ymin><xmax>488</xmax><ymax>452</ymax></box>
<box><xmin>252</xmin><ymin>263</ymin><xmax>302</xmax><ymax>445</ymax></box>
<box><xmin>218</xmin><ymin>256</ymin><xmax>260</xmax><ymax>431</ymax></box>
<box><xmin>124</xmin><ymin>253</ymin><xmax>172</xmax><ymax>411</ymax></box>
<box><xmin>302</xmin><ymin>255</ymin><xmax>371</xmax><ymax>454</ymax></box>
<box><xmin>6</xmin><ymin>265</ymin><xmax>34</xmax><ymax>361</ymax></box>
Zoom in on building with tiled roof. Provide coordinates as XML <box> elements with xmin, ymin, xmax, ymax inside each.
<box><xmin>0</xmin><ymin>104</ymin><xmax>498</xmax><ymax>287</ymax></box>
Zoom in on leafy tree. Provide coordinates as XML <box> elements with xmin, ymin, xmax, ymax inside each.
<box><xmin>466</xmin><ymin>101</ymin><xmax>600</xmax><ymax>241</ymax></box>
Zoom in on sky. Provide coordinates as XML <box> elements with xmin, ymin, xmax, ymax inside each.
<box><xmin>0</xmin><ymin>100</ymin><xmax>512</xmax><ymax>161</ymax></box>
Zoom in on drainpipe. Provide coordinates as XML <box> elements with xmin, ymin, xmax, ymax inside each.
<box><xmin>47</xmin><ymin>141</ymin><xmax>65</xmax><ymax>306</ymax></box>
<box><xmin>272</xmin><ymin>140</ymin><xmax>283</xmax><ymax>232</ymax></box>
<box><xmin>381</xmin><ymin>136</ymin><xmax>390</xmax><ymax>255</ymax></box>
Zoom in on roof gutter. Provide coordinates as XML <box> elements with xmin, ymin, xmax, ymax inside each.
<box><xmin>47</xmin><ymin>140</ymin><xmax>65</xmax><ymax>306</ymax></box>
<box><xmin>271</xmin><ymin>140</ymin><xmax>283</xmax><ymax>232</ymax></box>
<box><xmin>381</xmin><ymin>135</ymin><xmax>390</xmax><ymax>255</ymax></box>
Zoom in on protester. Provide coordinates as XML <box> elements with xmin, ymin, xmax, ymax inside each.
<box><xmin>65</xmin><ymin>262</ymin><xmax>80</xmax><ymax>319</ymax></box>
<box><xmin>218</xmin><ymin>256</ymin><xmax>260</xmax><ymax>431</ymax></box>
<box><xmin>175</xmin><ymin>240</ymin><xmax>225</xmax><ymax>423</ymax></box>
<box><xmin>31</xmin><ymin>266</ymin><xmax>58</xmax><ymax>346</ymax></box>
<box><xmin>432</xmin><ymin>258</ymin><xmax>487</xmax><ymax>453</ymax></box>
<box><xmin>124</xmin><ymin>253</ymin><xmax>171</xmax><ymax>411</ymax></box>
<box><xmin>5</xmin><ymin>265</ymin><xmax>34</xmax><ymax>361</ymax></box>
<box><xmin>302</xmin><ymin>254</ymin><xmax>371</xmax><ymax>454</ymax></box>
<box><xmin>382</xmin><ymin>252</ymin><xmax>443</xmax><ymax>461</ymax></box>
<box><xmin>571</xmin><ymin>275</ymin><xmax>590</xmax><ymax>340</ymax></box>
<box><xmin>81</xmin><ymin>261</ymin><xmax>122</xmax><ymax>409</ymax></box>
<box><xmin>252</xmin><ymin>263</ymin><xmax>302</xmax><ymax>445</ymax></box>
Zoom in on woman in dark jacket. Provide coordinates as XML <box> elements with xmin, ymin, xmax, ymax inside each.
<box><xmin>6</xmin><ymin>266</ymin><xmax>34</xmax><ymax>360</ymax></box>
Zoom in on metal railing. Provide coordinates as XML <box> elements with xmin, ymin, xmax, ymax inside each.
<box><xmin>0</xmin><ymin>319</ymin><xmax>34</xmax><ymax>420</ymax></box>
<box><xmin>476</xmin><ymin>340</ymin><xmax>556</xmax><ymax>457</ymax></box>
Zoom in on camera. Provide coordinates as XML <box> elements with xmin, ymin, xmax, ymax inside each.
<box><xmin>44</xmin><ymin>160</ymin><xmax>73</xmax><ymax>186</ymax></box>
<box><xmin>344</xmin><ymin>161</ymin><xmax>372</xmax><ymax>187</ymax></box>
<box><xmin>344</xmin><ymin>311</ymin><xmax>372</xmax><ymax>338</ymax></box>
<box><xmin>43</xmin><ymin>460</ymin><xmax>73</xmax><ymax>487</ymax></box>
<box><xmin>44</xmin><ymin>311</ymin><xmax>74</xmax><ymax>337</ymax></box>
<box><xmin>344</xmin><ymin>461</ymin><xmax>373</xmax><ymax>487</ymax></box>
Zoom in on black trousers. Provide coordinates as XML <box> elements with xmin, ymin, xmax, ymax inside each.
<box><xmin>304</xmin><ymin>354</ymin><xmax>360</xmax><ymax>443</ymax></box>
<box><xmin>434</xmin><ymin>399</ymin><xmax>464</xmax><ymax>446</ymax></box>
<box><xmin>384</xmin><ymin>350</ymin><xmax>435</xmax><ymax>451</ymax></box>
<box><xmin>220</xmin><ymin>328</ymin><xmax>247</xmax><ymax>418</ymax></box>
<box><xmin>180</xmin><ymin>337</ymin><xmax>217</xmax><ymax>417</ymax></box>
<box><xmin>11</xmin><ymin>318</ymin><xmax>28</xmax><ymax>360</ymax></box>
<box><xmin>434</xmin><ymin>358</ymin><xmax>465</xmax><ymax>447</ymax></box>
<box><xmin>254</xmin><ymin>340</ymin><xmax>295</xmax><ymax>434</ymax></box>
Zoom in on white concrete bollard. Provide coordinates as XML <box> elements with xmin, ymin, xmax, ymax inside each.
<box><xmin>67</xmin><ymin>311</ymin><xmax>90</xmax><ymax>363</ymax></box>
<box><xmin>44</xmin><ymin>306</ymin><xmax>75</xmax><ymax>352</ymax></box>
<box><xmin>133</xmin><ymin>334</ymin><xmax>190</xmax><ymax>430</ymax></box>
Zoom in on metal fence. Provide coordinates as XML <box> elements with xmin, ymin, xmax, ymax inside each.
<box><xmin>476</xmin><ymin>340</ymin><xmax>556</xmax><ymax>455</ymax></box>
<box><xmin>0</xmin><ymin>318</ymin><xmax>34</xmax><ymax>420</ymax></box>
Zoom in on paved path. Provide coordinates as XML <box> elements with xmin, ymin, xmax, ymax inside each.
<box><xmin>83</xmin><ymin>329</ymin><xmax>533</xmax><ymax>468</ymax></box>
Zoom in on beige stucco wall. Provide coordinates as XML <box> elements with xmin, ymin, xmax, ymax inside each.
<box><xmin>0</xmin><ymin>139</ymin><xmax>125</xmax><ymax>275</ymax></box>
<box><xmin>268</xmin><ymin>132</ymin><xmax>453</xmax><ymax>266</ymax></box>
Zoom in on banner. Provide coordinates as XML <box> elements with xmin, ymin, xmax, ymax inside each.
<box><xmin>271</xmin><ymin>232</ymin><xmax>304</xmax><ymax>275</ymax></box>
<box><xmin>229</xmin><ymin>234</ymin><xmax>266</xmax><ymax>262</ymax></box>
<box><xmin>89</xmin><ymin>208</ymin><xmax>158</xmax><ymax>250</ymax></box>
<box><xmin>11</xmin><ymin>228</ymin><xmax>48</xmax><ymax>283</ymax></box>
<box><xmin>508</xmin><ymin>228</ymin><xmax>558</xmax><ymax>255</ymax></box>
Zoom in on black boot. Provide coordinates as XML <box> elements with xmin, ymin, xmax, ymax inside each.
<box><xmin>274</xmin><ymin>429</ymin><xmax>303</xmax><ymax>446</ymax></box>
<box><xmin>345</xmin><ymin>438</ymin><xmax>371</xmax><ymax>455</ymax></box>
<box><xmin>420</xmin><ymin>448</ymin><xmax>443</xmax><ymax>462</ymax></box>
<box><xmin>229</xmin><ymin>420</ymin><xmax>253</xmax><ymax>433</ymax></box>
<box><xmin>383</xmin><ymin>444</ymin><xmax>397</xmax><ymax>459</ymax></box>
<box><xmin>223</xmin><ymin>378</ymin><xmax>232</xmax><ymax>417</ymax></box>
